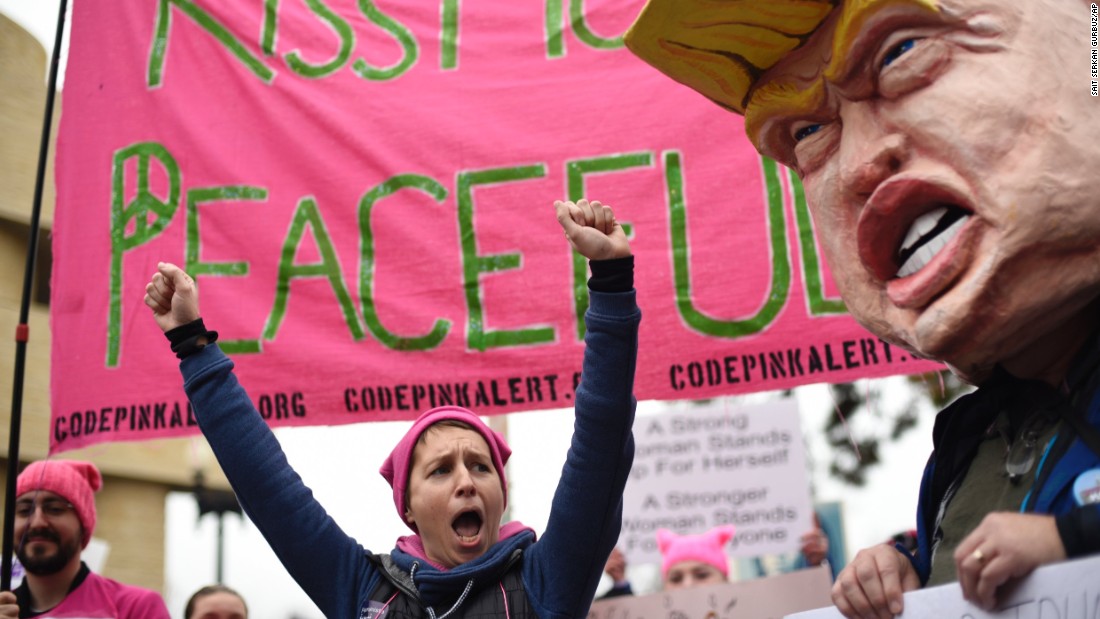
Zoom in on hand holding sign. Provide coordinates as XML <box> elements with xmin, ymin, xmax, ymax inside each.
<box><xmin>953</xmin><ymin>512</ymin><xmax>1066</xmax><ymax>611</ymax></box>
<box><xmin>0</xmin><ymin>591</ymin><xmax>18</xmax><ymax>619</ymax></box>
<box><xmin>831</xmin><ymin>543</ymin><xmax>919</xmax><ymax>619</ymax></box>
<box><xmin>143</xmin><ymin>262</ymin><xmax>201</xmax><ymax>333</ymax></box>
<box><xmin>604</xmin><ymin>547</ymin><xmax>627</xmax><ymax>583</ymax></box>
<box><xmin>554</xmin><ymin>199</ymin><xmax>631</xmax><ymax>260</ymax></box>
<box><xmin>801</xmin><ymin>527</ymin><xmax>830</xmax><ymax>567</ymax></box>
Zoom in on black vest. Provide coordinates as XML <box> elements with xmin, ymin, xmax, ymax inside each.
<box><xmin>361</xmin><ymin>552</ymin><xmax>540</xmax><ymax>619</ymax></box>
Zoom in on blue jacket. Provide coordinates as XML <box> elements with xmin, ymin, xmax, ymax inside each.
<box><xmin>179</xmin><ymin>289</ymin><xmax>640</xmax><ymax>618</ymax></box>
<box><xmin>910</xmin><ymin>344</ymin><xmax>1100</xmax><ymax>584</ymax></box>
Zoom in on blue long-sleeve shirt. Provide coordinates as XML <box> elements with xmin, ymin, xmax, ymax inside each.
<box><xmin>179</xmin><ymin>288</ymin><xmax>640</xmax><ymax>618</ymax></box>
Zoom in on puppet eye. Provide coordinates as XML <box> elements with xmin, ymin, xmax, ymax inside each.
<box><xmin>793</xmin><ymin>123</ymin><xmax>823</xmax><ymax>142</ymax></box>
<box><xmin>882</xmin><ymin>38</ymin><xmax>918</xmax><ymax>68</ymax></box>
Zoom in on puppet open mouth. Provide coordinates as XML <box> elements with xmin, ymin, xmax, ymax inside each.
<box><xmin>895</xmin><ymin>205</ymin><xmax>971</xmax><ymax>278</ymax></box>
<box><xmin>452</xmin><ymin>511</ymin><xmax>483</xmax><ymax>541</ymax></box>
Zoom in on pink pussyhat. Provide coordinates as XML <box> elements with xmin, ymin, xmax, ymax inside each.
<box><xmin>379</xmin><ymin>406</ymin><xmax>511</xmax><ymax>532</ymax></box>
<box><xmin>657</xmin><ymin>525</ymin><xmax>736</xmax><ymax>578</ymax></box>
<box><xmin>16</xmin><ymin>460</ymin><xmax>103</xmax><ymax>548</ymax></box>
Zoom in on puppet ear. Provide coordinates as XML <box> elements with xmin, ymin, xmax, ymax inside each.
<box><xmin>712</xmin><ymin>525</ymin><xmax>736</xmax><ymax>547</ymax></box>
<box><xmin>656</xmin><ymin>528</ymin><xmax>678</xmax><ymax>553</ymax></box>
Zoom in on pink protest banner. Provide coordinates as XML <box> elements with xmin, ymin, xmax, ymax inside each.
<box><xmin>50</xmin><ymin>0</ymin><xmax>942</xmax><ymax>453</ymax></box>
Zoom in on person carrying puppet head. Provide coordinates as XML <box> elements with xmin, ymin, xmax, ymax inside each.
<box><xmin>144</xmin><ymin>199</ymin><xmax>640</xmax><ymax>619</ymax></box>
<box><xmin>625</xmin><ymin>0</ymin><xmax>1100</xmax><ymax>616</ymax></box>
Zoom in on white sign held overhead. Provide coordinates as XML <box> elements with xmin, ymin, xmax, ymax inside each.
<box><xmin>621</xmin><ymin>399</ymin><xmax>814</xmax><ymax>562</ymax></box>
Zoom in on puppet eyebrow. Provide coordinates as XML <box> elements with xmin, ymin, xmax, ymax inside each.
<box><xmin>745</xmin><ymin>78</ymin><xmax>827</xmax><ymax>147</ymax></box>
<box><xmin>827</xmin><ymin>0</ymin><xmax>941</xmax><ymax>82</ymax></box>
<box><xmin>744</xmin><ymin>0</ymin><xmax>941</xmax><ymax>145</ymax></box>
<box><xmin>742</xmin><ymin>10</ymin><xmax>860</xmax><ymax>141</ymax></box>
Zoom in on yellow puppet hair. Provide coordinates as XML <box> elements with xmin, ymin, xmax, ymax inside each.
<box><xmin>625</xmin><ymin>0</ymin><xmax>837</xmax><ymax>114</ymax></box>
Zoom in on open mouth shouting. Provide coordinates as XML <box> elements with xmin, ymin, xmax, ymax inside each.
<box><xmin>896</xmin><ymin>205</ymin><xmax>971</xmax><ymax>278</ymax></box>
<box><xmin>858</xmin><ymin>177</ymin><xmax>975</xmax><ymax>307</ymax></box>
<box><xmin>452</xmin><ymin>510</ymin><xmax>484</xmax><ymax>545</ymax></box>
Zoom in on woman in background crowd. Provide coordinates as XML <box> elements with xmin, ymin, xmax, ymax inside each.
<box><xmin>658</xmin><ymin>526</ymin><xmax>736</xmax><ymax>590</ymax></box>
<box><xmin>184</xmin><ymin>585</ymin><xmax>247</xmax><ymax>619</ymax></box>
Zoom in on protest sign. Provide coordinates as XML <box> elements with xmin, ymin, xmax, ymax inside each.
<box><xmin>50</xmin><ymin>0</ymin><xmax>942</xmax><ymax>452</ymax></box>
<box><xmin>620</xmin><ymin>400</ymin><xmax>813</xmax><ymax>561</ymax></box>
<box><xmin>591</xmin><ymin>564</ymin><xmax>832</xmax><ymax>619</ymax></box>
<box><xmin>785</xmin><ymin>554</ymin><xmax>1100</xmax><ymax>619</ymax></box>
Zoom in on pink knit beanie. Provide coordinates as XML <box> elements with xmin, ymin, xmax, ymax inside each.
<box><xmin>657</xmin><ymin>525</ymin><xmax>736</xmax><ymax>578</ymax></box>
<box><xmin>16</xmin><ymin>460</ymin><xmax>102</xmax><ymax>548</ymax></box>
<box><xmin>380</xmin><ymin>406</ymin><xmax>511</xmax><ymax>532</ymax></box>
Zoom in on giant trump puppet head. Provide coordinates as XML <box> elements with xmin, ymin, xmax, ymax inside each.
<box><xmin>626</xmin><ymin>0</ymin><xmax>1100</xmax><ymax>384</ymax></box>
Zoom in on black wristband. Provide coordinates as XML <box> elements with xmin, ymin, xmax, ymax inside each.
<box><xmin>589</xmin><ymin>256</ymin><xmax>634</xmax><ymax>293</ymax></box>
<box><xmin>165</xmin><ymin>318</ymin><xmax>219</xmax><ymax>359</ymax></box>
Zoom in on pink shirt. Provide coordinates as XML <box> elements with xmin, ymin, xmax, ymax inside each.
<box><xmin>27</xmin><ymin>572</ymin><xmax>170</xmax><ymax>619</ymax></box>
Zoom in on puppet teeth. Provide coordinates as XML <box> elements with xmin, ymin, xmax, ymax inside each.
<box><xmin>899</xmin><ymin>207</ymin><xmax>947</xmax><ymax>257</ymax></box>
<box><xmin>897</xmin><ymin>212</ymin><xmax>968</xmax><ymax>278</ymax></box>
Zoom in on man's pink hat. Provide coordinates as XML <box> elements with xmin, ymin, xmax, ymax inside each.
<box><xmin>379</xmin><ymin>406</ymin><xmax>511</xmax><ymax>532</ymax></box>
<box><xmin>16</xmin><ymin>460</ymin><xmax>102</xmax><ymax>548</ymax></box>
<box><xmin>657</xmin><ymin>525</ymin><xmax>736</xmax><ymax>578</ymax></box>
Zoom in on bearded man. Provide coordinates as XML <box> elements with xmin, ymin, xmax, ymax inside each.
<box><xmin>1</xmin><ymin>460</ymin><xmax>170</xmax><ymax>618</ymax></box>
